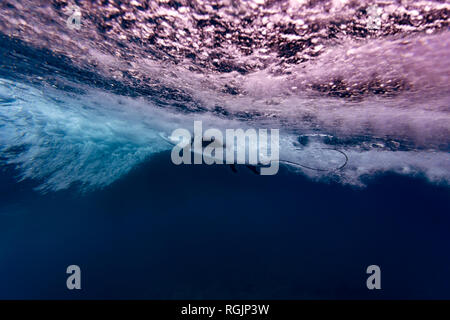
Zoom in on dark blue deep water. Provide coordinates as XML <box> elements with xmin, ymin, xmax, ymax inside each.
<box><xmin>1</xmin><ymin>152</ymin><xmax>449</xmax><ymax>299</ymax></box>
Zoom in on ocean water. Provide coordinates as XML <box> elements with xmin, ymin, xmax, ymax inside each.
<box><xmin>0</xmin><ymin>0</ymin><xmax>449</xmax><ymax>299</ymax></box>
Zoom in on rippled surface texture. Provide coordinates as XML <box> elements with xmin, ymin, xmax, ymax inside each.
<box><xmin>0</xmin><ymin>0</ymin><xmax>449</xmax><ymax>190</ymax></box>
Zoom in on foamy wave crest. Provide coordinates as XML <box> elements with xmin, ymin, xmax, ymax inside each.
<box><xmin>1</xmin><ymin>77</ymin><xmax>449</xmax><ymax>192</ymax></box>
<box><xmin>0</xmin><ymin>78</ymin><xmax>176</xmax><ymax>191</ymax></box>
<box><xmin>0</xmin><ymin>0</ymin><xmax>449</xmax><ymax>191</ymax></box>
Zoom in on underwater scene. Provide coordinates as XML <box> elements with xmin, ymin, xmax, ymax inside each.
<box><xmin>0</xmin><ymin>0</ymin><xmax>449</xmax><ymax>299</ymax></box>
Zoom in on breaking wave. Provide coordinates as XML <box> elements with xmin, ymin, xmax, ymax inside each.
<box><xmin>0</xmin><ymin>0</ymin><xmax>449</xmax><ymax>191</ymax></box>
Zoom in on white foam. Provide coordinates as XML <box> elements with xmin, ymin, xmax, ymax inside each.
<box><xmin>0</xmin><ymin>78</ymin><xmax>174</xmax><ymax>191</ymax></box>
<box><xmin>0</xmin><ymin>77</ymin><xmax>448</xmax><ymax>191</ymax></box>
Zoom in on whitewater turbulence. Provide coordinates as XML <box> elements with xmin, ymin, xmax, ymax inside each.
<box><xmin>0</xmin><ymin>0</ymin><xmax>449</xmax><ymax>191</ymax></box>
